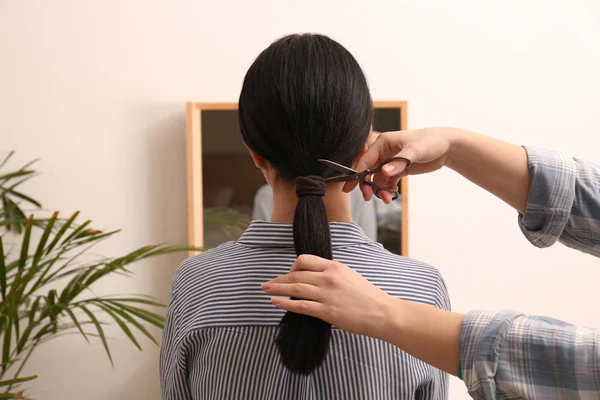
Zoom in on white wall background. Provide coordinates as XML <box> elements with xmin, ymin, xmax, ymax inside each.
<box><xmin>1</xmin><ymin>0</ymin><xmax>599</xmax><ymax>398</ymax></box>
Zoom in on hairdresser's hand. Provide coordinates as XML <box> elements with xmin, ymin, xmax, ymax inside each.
<box><xmin>261</xmin><ymin>254</ymin><xmax>392</xmax><ymax>339</ymax></box>
<box><xmin>348</xmin><ymin>127</ymin><xmax>463</xmax><ymax>201</ymax></box>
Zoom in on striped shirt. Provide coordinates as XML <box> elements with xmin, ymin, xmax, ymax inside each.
<box><xmin>161</xmin><ymin>222</ymin><xmax>450</xmax><ymax>399</ymax></box>
<box><xmin>460</xmin><ymin>146</ymin><xmax>600</xmax><ymax>399</ymax></box>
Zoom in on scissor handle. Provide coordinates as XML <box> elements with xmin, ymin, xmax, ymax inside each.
<box><xmin>372</xmin><ymin>186</ymin><xmax>400</xmax><ymax>201</ymax></box>
<box><xmin>362</xmin><ymin>177</ymin><xmax>400</xmax><ymax>201</ymax></box>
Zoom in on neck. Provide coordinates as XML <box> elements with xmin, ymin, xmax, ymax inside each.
<box><xmin>270</xmin><ymin>181</ymin><xmax>352</xmax><ymax>223</ymax></box>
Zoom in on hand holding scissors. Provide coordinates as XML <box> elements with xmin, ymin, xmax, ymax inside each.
<box><xmin>318</xmin><ymin>156</ymin><xmax>412</xmax><ymax>203</ymax></box>
<box><xmin>341</xmin><ymin>129</ymin><xmax>455</xmax><ymax>201</ymax></box>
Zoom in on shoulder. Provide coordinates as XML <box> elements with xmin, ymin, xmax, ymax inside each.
<box><xmin>336</xmin><ymin>244</ymin><xmax>450</xmax><ymax>310</ymax></box>
<box><xmin>171</xmin><ymin>242</ymin><xmax>238</xmax><ymax>293</ymax></box>
<box><xmin>340</xmin><ymin>242</ymin><xmax>443</xmax><ymax>278</ymax></box>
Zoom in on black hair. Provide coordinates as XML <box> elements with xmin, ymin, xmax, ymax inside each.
<box><xmin>238</xmin><ymin>33</ymin><xmax>373</xmax><ymax>375</ymax></box>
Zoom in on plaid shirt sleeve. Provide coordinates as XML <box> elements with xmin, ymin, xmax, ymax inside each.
<box><xmin>460</xmin><ymin>310</ymin><xmax>600</xmax><ymax>399</ymax></box>
<box><xmin>518</xmin><ymin>146</ymin><xmax>600</xmax><ymax>257</ymax></box>
<box><xmin>459</xmin><ymin>147</ymin><xmax>600</xmax><ymax>399</ymax></box>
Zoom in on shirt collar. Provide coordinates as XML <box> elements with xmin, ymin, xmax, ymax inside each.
<box><xmin>237</xmin><ymin>221</ymin><xmax>371</xmax><ymax>249</ymax></box>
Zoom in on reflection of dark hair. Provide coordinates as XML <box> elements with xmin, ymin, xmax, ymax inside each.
<box><xmin>239</xmin><ymin>33</ymin><xmax>373</xmax><ymax>375</ymax></box>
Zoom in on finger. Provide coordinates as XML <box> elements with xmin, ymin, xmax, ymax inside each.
<box><xmin>360</xmin><ymin>182</ymin><xmax>374</xmax><ymax>201</ymax></box>
<box><xmin>262</xmin><ymin>282</ymin><xmax>321</xmax><ymax>301</ymax></box>
<box><xmin>343</xmin><ymin>180</ymin><xmax>358</xmax><ymax>193</ymax></box>
<box><xmin>292</xmin><ymin>254</ymin><xmax>334</xmax><ymax>272</ymax></box>
<box><xmin>342</xmin><ymin>181</ymin><xmax>373</xmax><ymax>197</ymax></box>
<box><xmin>372</xmin><ymin>171</ymin><xmax>391</xmax><ymax>188</ymax></box>
<box><xmin>343</xmin><ymin>180</ymin><xmax>371</xmax><ymax>195</ymax></box>
<box><xmin>379</xmin><ymin>190</ymin><xmax>392</xmax><ymax>204</ymax></box>
<box><xmin>381</xmin><ymin>158</ymin><xmax>411</xmax><ymax>177</ymax></box>
<box><xmin>271</xmin><ymin>297</ymin><xmax>326</xmax><ymax>320</ymax></box>
<box><xmin>357</xmin><ymin>134</ymin><xmax>420</xmax><ymax>177</ymax></box>
<box><xmin>371</xmin><ymin>173</ymin><xmax>400</xmax><ymax>204</ymax></box>
<box><xmin>266</xmin><ymin>270</ymin><xmax>321</xmax><ymax>286</ymax></box>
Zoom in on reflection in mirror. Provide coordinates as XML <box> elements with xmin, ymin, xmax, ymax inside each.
<box><xmin>201</xmin><ymin>110</ymin><xmax>260</xmax><ymax>248</ymax></box>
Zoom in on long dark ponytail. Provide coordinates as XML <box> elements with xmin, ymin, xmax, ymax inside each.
<box><xmin>238</xmin><ymin>33</ymin><xmax>373</xmax><ymax>374</ymax></box>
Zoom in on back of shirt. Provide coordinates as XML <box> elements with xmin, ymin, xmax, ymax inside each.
<box><xmin>160</xmin><ymin>222</ymin><xmax>450</xmax><ymax>400</ymax></box>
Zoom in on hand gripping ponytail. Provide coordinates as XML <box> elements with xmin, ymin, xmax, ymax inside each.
<box><xmin>275</xmin><ymin>176</ymin><xmax>333</xmax><ymax>375</ymax></box>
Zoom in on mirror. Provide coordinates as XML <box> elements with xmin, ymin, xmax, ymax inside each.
<box><xmin>186</xmin><ymin>102</ymin><xmax>408</xmax><ymax>255</ymax></box>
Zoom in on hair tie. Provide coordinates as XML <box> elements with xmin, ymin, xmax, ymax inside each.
<box><xmin>295</xmin><ymin>176</ymin><xmax>326</xmax><ymax>198</ymax></box>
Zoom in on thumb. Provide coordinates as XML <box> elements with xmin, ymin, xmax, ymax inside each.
<box><xmin>355</xmin><ymin>132</ymin><xmax>416</xmax><ymax>174</ymax></box>
<box><xmin>402</xmin><ymin>158</ymin><xmax>445</xmax><ymax>175</ymax></box>
<box><xmin>292</xmin><ymin>254</ymin><xmax>331</xmax><ymax>272</ymax></box>
<box><xmin>379</xmin><ymin>145</ymin><xmax>417</xmax><ymax>177</ymax></box>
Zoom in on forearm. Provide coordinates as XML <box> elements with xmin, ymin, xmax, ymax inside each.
<box><xmin>447</xmin><ymin>130</ymin><xmax>530</xmax><ymax>214</ymax></box>
<box><xmin>379</xmin><ymin>296</ymin><xmax>464</xmax><ymax>375</ymax></box>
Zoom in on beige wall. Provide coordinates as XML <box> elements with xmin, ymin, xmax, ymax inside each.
<box><xmin>2</xmin><ymin>0</ymin><xmax>600</xmax><ymax>399</ymax></box>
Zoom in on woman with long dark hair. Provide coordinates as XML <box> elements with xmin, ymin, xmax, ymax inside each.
<box><xmin>160</xmin><ymin>33</ymin><xmax>450</xmax><ymax>399</ymax></box>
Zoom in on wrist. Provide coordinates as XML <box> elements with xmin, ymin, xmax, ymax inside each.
<box><xmin>445</xmin><ymin>128</ymin><xmax>472</xmax><ymax>170</ymax></box>
<box><xmin>376</xmin><ymin>295</ymin><xmax>405</xmax><ymax>344</ymax></box>
<box><xmin>377</xmin><ymin>296</ymin><xmax>466</xmax><ymax>375</ymax></box>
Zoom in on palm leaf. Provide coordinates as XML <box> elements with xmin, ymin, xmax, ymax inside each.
<box><xmin>32</xmin><ymin>230</ymin><xmax>117</xmax><ymax>295</ymax></box>
<box><xmin>106</xmin><ymin>301</ymin><xmax>164</xmax><ymax>329</ymax></box>
<box><xmin>0</xmin><ymin>392</ymin><xmax>23</xmax><ymax>399</ymax></box>
<box><xmin>102</xmin><ymin>296</ymin><xmax>164</xmax><ymax>307</ymax></box>
<box><xmin>16</xmin><ymin>298</ymin><xmax>42</xmax><ymax>353</ymax></box>
<box><xmin>0</xmin><ymin>151</ymin><xmax>14</xmax><ymax>170</ymax></box>
<box><xmin>78</xmin><ymin>305</ymin><xmax>113</xmax><ymax>366</ymax></box>
<box><xmin>97</xmin><ymin>301</ymin><xmax>159</xmax><ymax>346</ymax></box>
<box><xmin>10</xmin><ymin>216</ymin><xmax>33</xmax><ymax>296</ymax></box>
<box><xmin>74</xmin><ymin>298</ymin><xmax>165</xmax><ymax>329</ymax></box>
<box><xmin>0</xmin><ymin>169</ymin><xmax>35</xmax><ymax>183</ymax></box>
<box><xmin>44</xmin><ymin>211</ymin><xmax>80</xmax><ymax>254</ymax></box>
<box><xmin>0</xmin><ymin>156</ymin><xmax>38</xmax><ymax>179</ymax></box>
<box><xmin>0</xmin><ymin>375</ymin><xmax>37</xmax><ymax>388</ymax></box>
<box><xmin>2</xmin><ymin>314</ymin><xmax>12</xmax><ymax>374</ymax></box>
<box><xmin>43</xmin><ymin>262</ymin><xmax>102</xmax><ymax>284</ymax></box>
<box><xmin>27</xmin><ymin>297</ymin><xmax>41</xmax><ymax>326</ymax></box>
<box><xmin>56</xmin><ymin>265</ymin><xmax>98</xmax><ymax>305</ymax></box>
<box><xmin>94</xmin><ymin>303</ymin><xmax>142</xmax><ymax>351</ymax></box>
<box><xmin>0</xmin><ymin>236</ymin><xmax>6</xmax><ymax>299</ymax></box>
<box><xmin>59</xmin><ymin>305</ymin><xmax>89</xmax><ymax>344</ymax></box>
<box><xmin>16</xmin><ymin>214</ymin><xmax>58</xmax><ymax>299</ymax></box>
<box><xmin>1</xmin><ymin>188</ymin><xmax>40</xmax><ymax>209</ymax></box>
<box><xmin>59</xmin><ymin>220</ymin><xmax>92</xmax><ymax>246</ymax></box>
<box><xmin>46</xmin><ymin>290</ymin><xmax>58</xmax><ymax>325</ymax></box>
<box><xmin>1</xmin><ymin>197</ymin><xmax>26</xmax><ymax>234</ymax></box>
<box><xmin>17</xmin><ymin>216</ymin><xmax>33</xmax><ymax>271</ymax></box>
<box><xmin>31</xmin><ymin>212</ymin><xmax>58</xmax><ymax>268</ymax></box>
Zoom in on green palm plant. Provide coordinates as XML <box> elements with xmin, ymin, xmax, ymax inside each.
<box><xmin>0</xmin><ymin>152</ymin><xmax>195</xmax><ymax>399</ymax></box>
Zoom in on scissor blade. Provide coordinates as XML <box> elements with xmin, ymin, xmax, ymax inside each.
<box><xmin>323</xmin><ymin>175</ymin><xmax>359</xmax><ymax>183</ymax></box>
<box><xmin>318</xmin><ymin>159</ymin><xmax>357</xmax><ymax>174</ymax></box>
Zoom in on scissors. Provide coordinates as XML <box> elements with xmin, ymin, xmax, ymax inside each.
<box><xmin>318</xmin><ymin>157</ymin><xmax>412</xmax><ymax>201</ymax></box>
